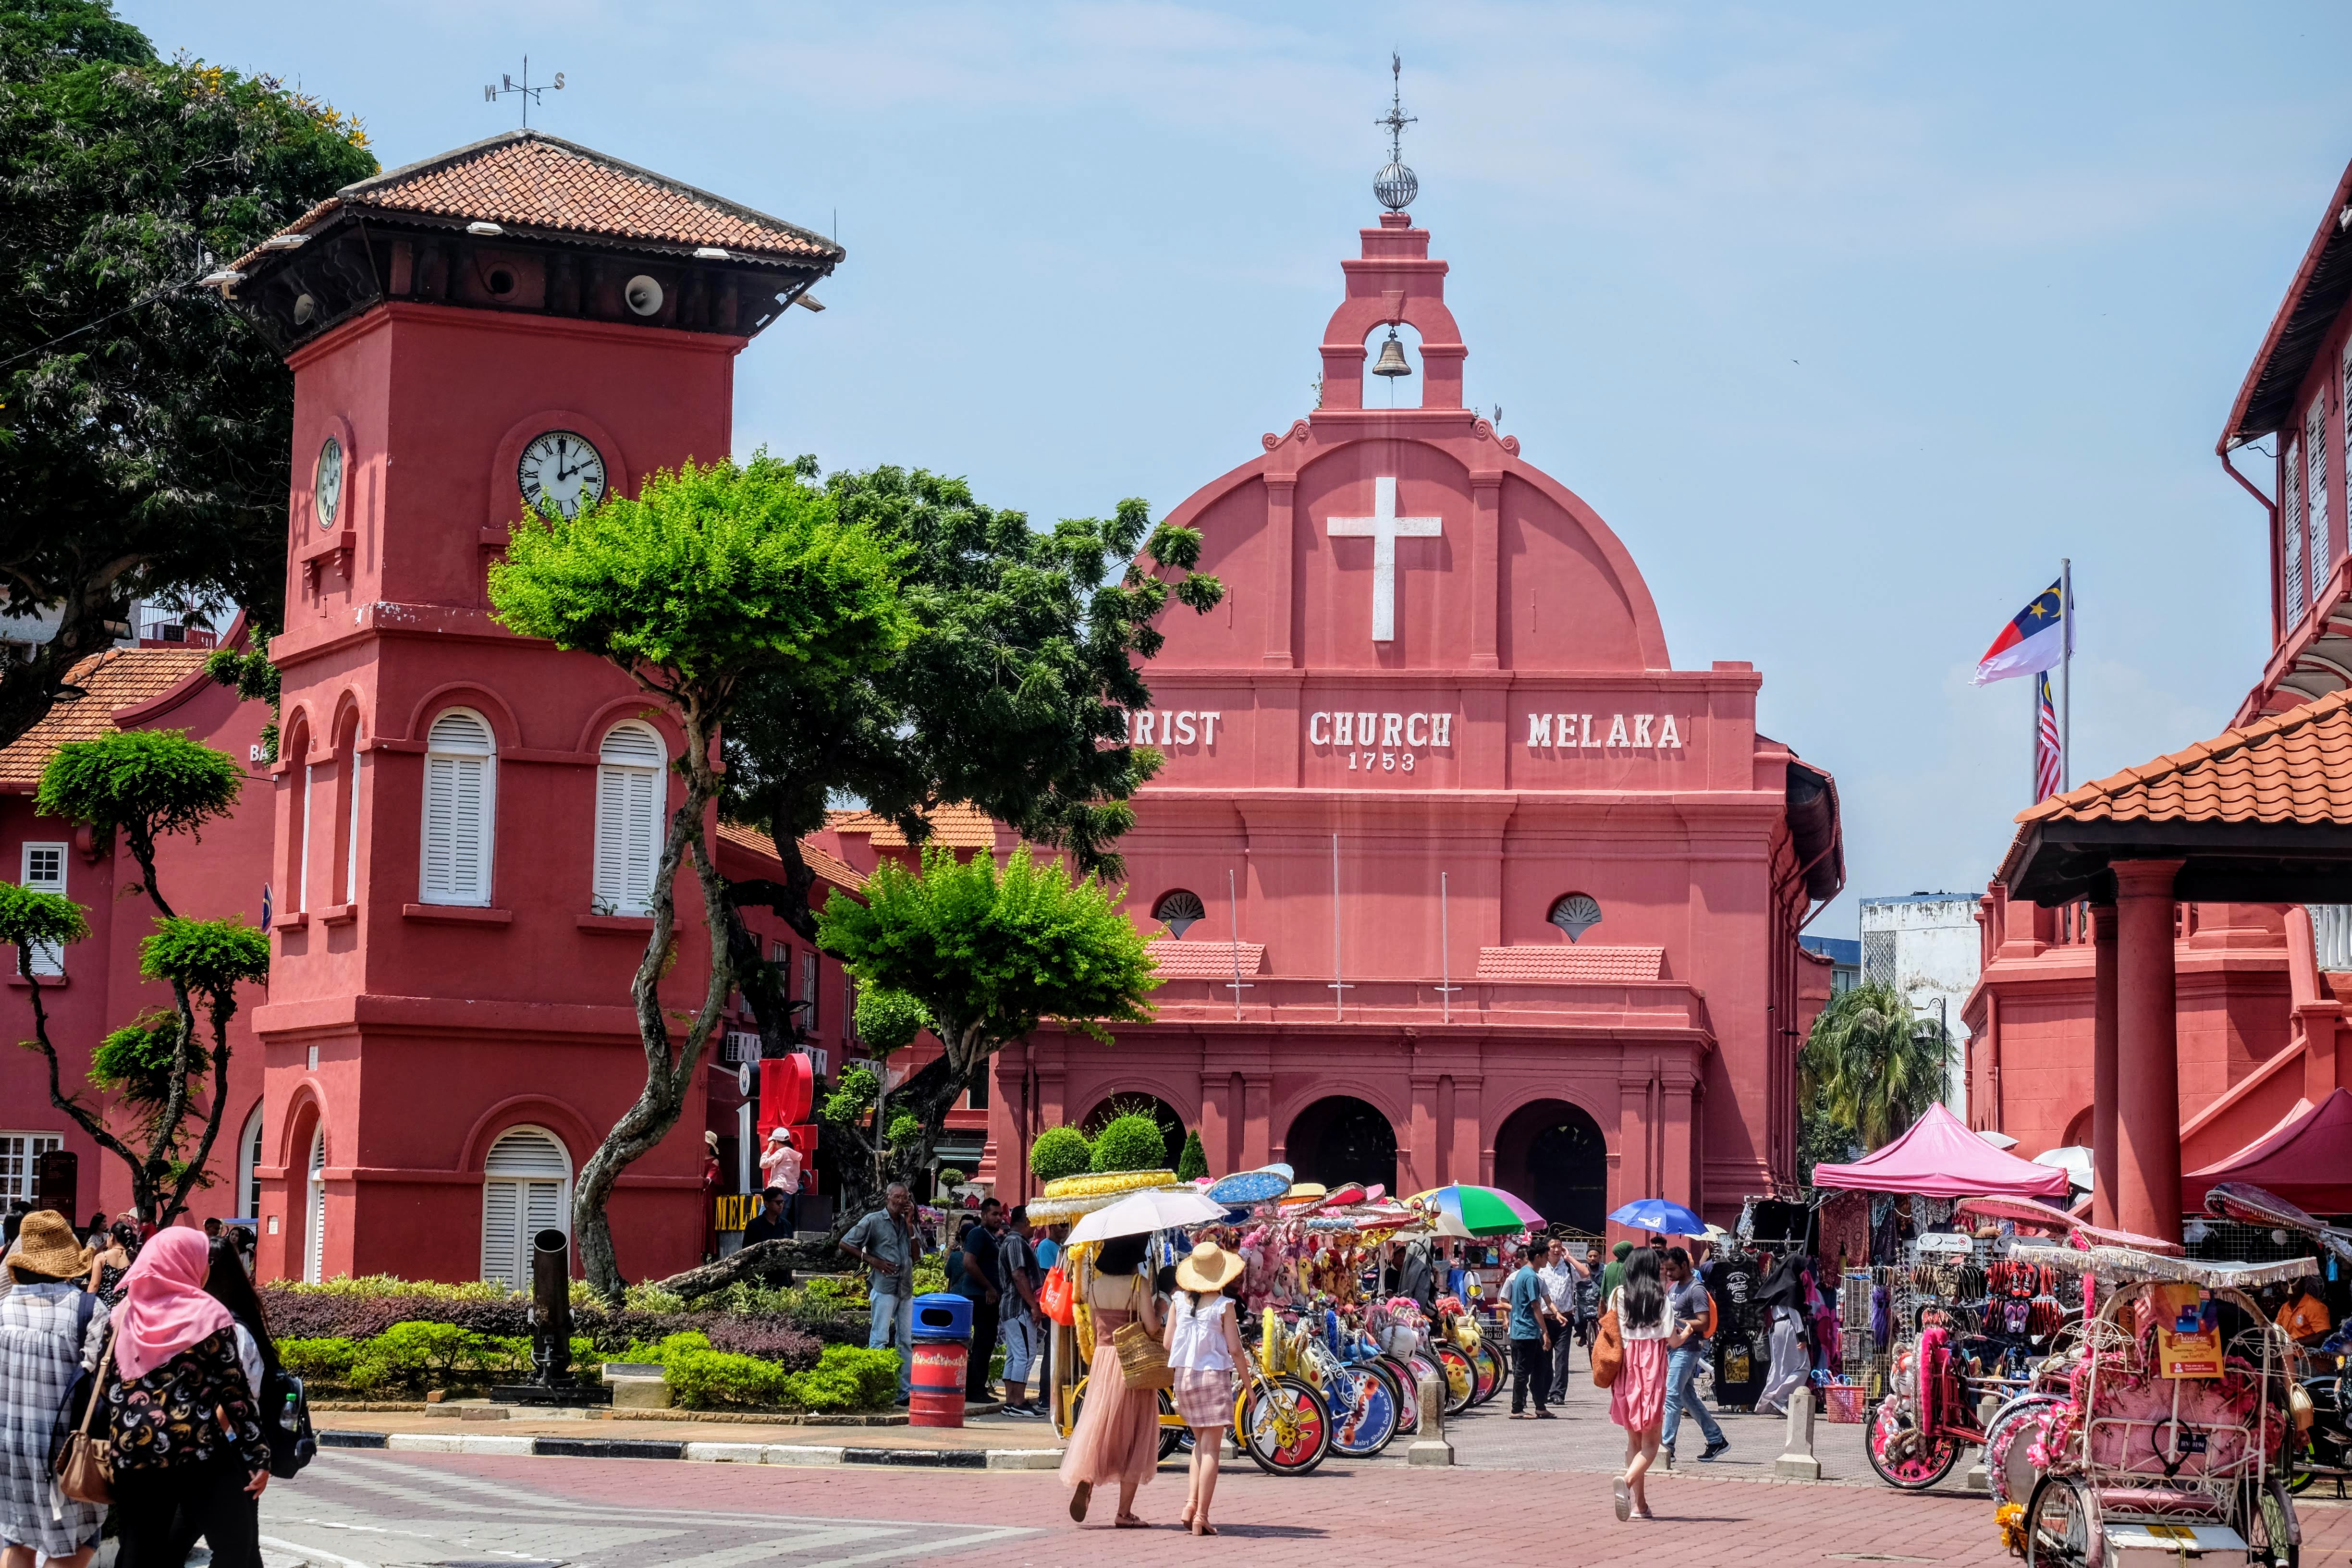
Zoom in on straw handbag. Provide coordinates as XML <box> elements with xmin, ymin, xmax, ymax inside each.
<box><xmin>1590</xmin><ymin>1309</ymin><xmax>1623</xmax><ymax>1389</ymax></box>
<box><xmin>1112</xmin><ymin>1316</ymin><xmax>1174</xmax><ymax>1391</ymax></box>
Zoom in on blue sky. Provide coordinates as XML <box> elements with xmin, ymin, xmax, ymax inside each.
<box><xmin>122</xmin><ymin>0</ymin><xmax>2352</xmax><ymax>934</ymax></box>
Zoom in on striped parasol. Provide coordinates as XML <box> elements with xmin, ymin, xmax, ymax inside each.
<box><xmin>1407</xmin><ymin>1184</ymin><xmax>1544</xmax><ymax>1237</ymax></box>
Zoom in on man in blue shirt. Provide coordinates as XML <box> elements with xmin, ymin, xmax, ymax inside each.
<box><xmin>1504</xmin><ymin>1236</ymin><xmax>1556</xmax><ymax>1418</ymax></box>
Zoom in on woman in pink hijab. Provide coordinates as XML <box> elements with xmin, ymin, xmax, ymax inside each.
<box><xmin>98</xmin><ymin>1227</ymin><xmax>272</xmax><ymax>1568</ymax></box>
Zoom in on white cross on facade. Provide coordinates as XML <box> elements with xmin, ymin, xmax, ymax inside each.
<box><xmin>1326</xmin><ymin>477</ymin><xmax>1442</xmax><ymax>643</ymax></box>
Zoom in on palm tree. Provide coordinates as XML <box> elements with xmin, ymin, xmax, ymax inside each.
<box><xmin>1799</xmin><ymin>981</ymin><xmax>1951</xmax><ymax>1154</ymax></box>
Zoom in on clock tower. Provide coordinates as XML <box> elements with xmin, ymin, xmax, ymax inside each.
<box><xmin>223</xmin><ymin>131</ymin><xmax>840</xmax><ymax>1283</ymax></box>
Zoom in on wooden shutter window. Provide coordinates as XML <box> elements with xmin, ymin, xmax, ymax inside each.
<box><xmin>344</xmin><ymin>749</ymin><xmax>362</xmax><ymax>906</ymax></box>
<box><xmin>482</xmin><ymin>1126</ymin><xmax>572</xmax><ymax>1288</ymax></box>
<box><xmin>2310</xmin><ymin>392</ymin><xmax>2331</xmax><ymax>607</ymax></box>
<box><xmin>304</xmin><ymin>1129</ymin><xmax>327</xmax><ymax>1284</ymax></box>
<box><xmin>2287</xmin><ymin>440</ymin><xmax>2307</xmax><ymax>628</ymax></box>
<box><xmin>420</xmin><ymin>709</ymin><xmax>495</xmax><ymax>906</ymax></box>
<box><xmin>299</xmin><ymin>762</ymin><xmax>315</xmax><ymax>912</ymax></box>
<box><xmin>19</xmin><ymin>842</ymin><xmax>65</xmax><ymax>976</ymax></box>
<box><xmin>593</xmin><ymin>722</ymin><xmax>665</xmax><ymax>916</ymax></box>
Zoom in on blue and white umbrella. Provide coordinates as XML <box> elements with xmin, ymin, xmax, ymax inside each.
<box><xmin>1608</xmin><ymin>1198</ymin><xmax>1706</xmax><ymax>1235</ymax></box>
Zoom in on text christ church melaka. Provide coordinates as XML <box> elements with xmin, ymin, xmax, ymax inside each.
<box><xmin>956</xmin><ymin>204</ymin><xmax>1842</xmax><ymax>1236</ymax></box>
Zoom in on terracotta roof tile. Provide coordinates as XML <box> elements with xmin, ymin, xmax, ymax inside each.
<box><xmin>1145</xmin><ymin>940</ymin><xmax>1265</xmax><ymax>980</ymax></box>
<box><xmin>714</xmin><ymin>821</ymin><xmax>867</xmax><ymax>894</ymax></box>
<box><xmin>2018</xmin><ymin>686</ymin><xmax>2352</xmax><ymax>829</ymax></box>
<box><xmin>824</xmin><ymin>804</ymin><xmax>998</xmax><ymax>850</ymax></box>
<box><xmin>231</xmin><ymin>132</ymin><xmax>839</xmax><ymax>274</ymax></box>
<box><xmin>0</xmin><ymin>650</ymin><xmax>213</xmax><ymax>787</ymax></box>
<box><xmin>1476</xmin><ymin>946</ymin><xmax>1665</xmax><ymax>982</ymax></box>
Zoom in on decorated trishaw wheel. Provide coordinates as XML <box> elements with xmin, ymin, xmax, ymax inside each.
<box><xmin>1379</xmin><ymin>1355</ymin><xmax>1420</xmax><ymax>1433</ymax></box>
<box><xmin>1865</xmin><ymin>1394</ymin><xmax>1962</xmax><ymax>1491</ymax></box>
<box><xmin>1327</xmin><ymin>1360</ymin><xmax>1401</xmax><ymax>1458</ymax></box>
<box><xmin>1470</xmin><ymin>1339</ymin><xmax>1504</xmax><ymax>1406</ymax></box>
<box><xmin>1430</xmin><ymin>1342</ymin><xmax>1477</xmax><ymax>1415</ymax></box>
<box><xmin>2022</xmin><ymin>1472</ymin><xmax>2104</xmax><ymax>1568</ymax></box>
<box><xmin>1982</xmin><ymin>1394</ymin><xmax>2065</xmax><ymax>1508</ymax></box>
<box><xmin>1237</xmin><ymin>1373</ymin><xmax>1333</xmax><ymax>1476</ymax></box>
<box><xmin>2240</xmin><ymin>1473</ymin><xmax>2300</xmax><ymax>1568</ymax></box>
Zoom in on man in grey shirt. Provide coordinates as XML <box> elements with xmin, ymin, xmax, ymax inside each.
<box><xmin>840</xmin><ymin>1183</ymin><xmax>921</xmax><ymax>1404</ymax></box>
<box><xmin>1661</xmin><ymin>1245</ymin><xmax>1728</xmax><ymax>1465</ymax></box>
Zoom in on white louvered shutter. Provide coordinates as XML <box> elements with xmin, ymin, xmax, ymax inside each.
<box><xmin>2287</xmin><ymin>441</ymin><xmax>2307</xmax><ymax>627</ymax></box>
<box><xmin>19</xmin><ymin>842</ymin><xmax>64</xmax><ymax>975</ymax></box>
<box><xmin>345</xmin><ymin>752</ymin><xmax>362</xmax><ymax>905</ymax></box>
<box><xmin>2311</xmin><ymin>393</ymin><xmax>2331</xmax><ymax>607</ymax></box>
<box><xmin>304</xmin><ymin>1130</ymin><xmax>326</xmax><ymax>1284</ymax></box>
<box><xmin>421</xmin><ymin>710</ymin><xmax>494</xmax><ymax>906</ymax></box>
<box><xmin>593</xmin><ymin>723</ymin><xmax>663</xmax><ymax>916</ymax></box>
<box><xmin>299</xmin><ymin>762</ymin><xmax>315</xmax><ymax>912</ymax></box>
<box><xmin>483</xmin><ymin>1127</ymin><xmax>571</xmax><ymax>1287</ymax></box>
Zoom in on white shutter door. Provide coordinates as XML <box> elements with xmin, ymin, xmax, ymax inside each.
<box><xmin>620</xmin><ymin>767</ymin><xmax>658</xmax><ymax>914</ymax></box>
<box><xmin>481</xmin><ymin>1179</ymin><xmax>523</xmax><ymax>1287</ymax></box>
<box><xmin>299</xmin><ymin>763</ymin><xmax>314</xmax><ymax>911</ymax></box>
<box><xmin>2311</xmin><ymin>394</ymin><xmax>2331</xmax><ymax>606</ymax></box>
<box><xmin>305</xmin><ymin>1177</ymin><xmax>325</xmax><ymax>1283</ymax></box>
<box><xmin>423</xmin><ymin>754</ymin><xmax>489</xmax><ymax>905</ymax></box>
<box><xmin>525</xmin><ymin>1179</ymin><xmax>564</xmax><ymax>1246</ymax></box>
<box><xmin>2287</xmin><ymin>443</ymin><xmax>2307</xmax><ymax>627</ymax></box>
<box><xmin>345</xmin><ymin>754</ymin><xmax>362</xmax><ymax>905</ymax></box>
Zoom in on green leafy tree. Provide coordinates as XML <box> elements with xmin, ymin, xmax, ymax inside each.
<box><xmin>1798</xmin><ymin>980</ymin><xmax>1951</xmax><ymax>1160</ymax></box>
<box><xmin>818</xmin><ymin>844</ymin><xmax>1158</xmax><ymax>1217</ymax></box>
<box><xmin>1090</xmin><ymin>1114</ymin><xmax>1168</xmax><ymax>1175</ymax></box>
<box><xmin>711</xmin><ymin>464</ymin><xmax>1221</xmax><ymax>1230</ymax></box>
<box><xmin>204</xmin><ymin>634</ymin><xmax>282</xmax><ymax>763</ymax></box>
<box><xmin>19</xmin><ymin>729</ymin><xmax>266</xmax><ymax>1220</ymax></box>
<box><xmin>1028</xmin><ymin>1125</ymin><xmax>1092</xmax><ymax>1184</ymax></box>
<box><xmin>1176</xmin><ymin>1128</ymin><xmax>1208</xmax><ymax>1183</ymax></box>
<box><xmin>487</xmin><ymin>452</ymin><xmax>913</xmax><ymax>1300</ymax></box>
<box><xmin>0</xmin><ymin>0</ymin><xmax>375</xmax><ymax>748</ymax></box>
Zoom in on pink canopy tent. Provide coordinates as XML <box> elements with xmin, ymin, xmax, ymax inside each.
<box><xmin>2182</xmin><ymin>1087</ymin><xmax>2352</xmax><ymax>1213</ymax></box>
<box><xmin>1812</xmin><ymin>1102</ymin><xmax>2070</xmax><ymax>1200</ymax></box>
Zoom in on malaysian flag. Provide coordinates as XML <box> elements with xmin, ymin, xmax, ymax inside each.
<box><xmin>2034</xmin><ymin>673</ymin><xmax>2062</xmax><ymax>802</ymax></box>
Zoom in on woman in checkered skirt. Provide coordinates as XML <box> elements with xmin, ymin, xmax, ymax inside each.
<box><xmin>1162</xmin><ymin>1242</ymin><xmax>1248</xmax><ymax>1538</ymax></box>
<box><xmin>1</xmin><ymin>1211</ymin><xmax>107</xmax><ymax>1567</ymax></box>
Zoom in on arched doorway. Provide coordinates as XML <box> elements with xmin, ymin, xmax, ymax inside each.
<box><xmin>1493</xmin><ymin>1100</ymin><xmax>1608</xmax><ymax>1236</ymax></box>
<box><xmin>1082</xmin><ymin>1094</ymin><xmax>1186</xmax><ymax>1170</ymax></box>
<box><xmin>1285</xmin><ymin>1096</ymin><xmax>1397</xmax><ymax>1191</ymax></box>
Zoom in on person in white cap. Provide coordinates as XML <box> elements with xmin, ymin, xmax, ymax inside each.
<box><xmin>759</xmin><ymin>1127</ymin><xmax>802</xmax><ymax>1232</ymax></box>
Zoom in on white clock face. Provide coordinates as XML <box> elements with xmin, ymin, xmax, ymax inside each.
<box><xmin>518</xmin><ymin>430</ymin><xmax>607</xmax><ymax>519</ymax></box>
<box><xmin>313</xmin><ymin>436</ymin><xmax>343</xmax><ymax>531</ymax></box>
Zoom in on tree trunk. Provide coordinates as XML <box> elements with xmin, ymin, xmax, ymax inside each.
<box><xmin>649</xmin><ymin>1237</ymin><xmax>843</xmax><ymax>1299</ymax></box>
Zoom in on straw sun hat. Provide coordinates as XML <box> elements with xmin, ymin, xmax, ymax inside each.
<box><xmin>5</xmin><ymin>1209</ymin><xmax>92</xmax><ymax>1283</ymax></box>
<box><xmin>1174</xmin><ymin>1240</ymin><xmax>1244</xmax><ymax>1293</ymax></box>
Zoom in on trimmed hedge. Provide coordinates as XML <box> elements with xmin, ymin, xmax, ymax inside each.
<box><xmin>1089</xmin><ymin>1113</ymin><xmax>1166</xmax><ymax>1173</ymax></box>
<box><xmin>629</xmin><ymin>1335</ymin><xmax>901</xmax><ymax>1411</ymax></box>
<box><xmin>1028</xmin><ymin>1125</ymin><xmax>1091</xmax><ymax>1182</ymax></box>
<box><xmin>259</xmin><ymin>1282</ymin><xmax>822</xmax><ymax>1370</ymax></box>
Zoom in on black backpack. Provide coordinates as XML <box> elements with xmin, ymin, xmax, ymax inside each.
<box><xmin>261</xmin><ymin>1365</ymin><xmax>316</xmax><ymax>1479</ymax></box>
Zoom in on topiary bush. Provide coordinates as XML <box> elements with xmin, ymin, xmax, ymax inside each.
<box><xmin>630</xmin><ymin>1334</ymin><xmax>902</xmax><ymax>1411</ymax></box>
<box><xmin>1028</xmin><ymin>1124</ymin><xmax>1092</xmax><ymax>1183</ymax></box>
<box><xmin>1089</xmin><ymin>1113</ymin><xmax>1166</xmax><ymax>1173</ymax></box>
<box><xmin>1176</xmin><ymin>1128</ymin><xmax>1208</xmax><ymax>1182</ymax></box>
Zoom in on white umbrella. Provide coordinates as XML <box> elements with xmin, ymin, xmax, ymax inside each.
<box><xmin>1066</xmin><ymin>1187</ymin><xmax>1227</xmax><ymax>1245</ymax></box>
<box><xmin>1975</xmin><ymin>1129</ymin><xmax>2021</xmax><ymax>1151</ymax></box>
<box><xmin>2034</xmin><ymin>1145</ymin><xmax>2093</xmax><ymax>1190</ymax></box>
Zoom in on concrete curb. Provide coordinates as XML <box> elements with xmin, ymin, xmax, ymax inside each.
<box><xmin>324</xmin><ymin>1429</ymin><xmax>1064</xmax><ymax>1470</ymax></box>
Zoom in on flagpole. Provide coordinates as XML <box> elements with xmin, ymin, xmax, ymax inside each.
<box><xmin>2059</xmin><ymin>557</ymin><xmax>2072</xmax><ymax>792</ymax></box>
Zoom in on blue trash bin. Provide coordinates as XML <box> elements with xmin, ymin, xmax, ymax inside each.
<box><xmin>912</xmin><ymin>1292</ymin><xmax>974</xmax><ymax>1343</ymax></box>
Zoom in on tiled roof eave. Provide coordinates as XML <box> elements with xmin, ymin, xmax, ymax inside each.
<box><xmin>340</xmin><ymin>204</ymin><xmax>835</xmax><ymax>266</ymax></box>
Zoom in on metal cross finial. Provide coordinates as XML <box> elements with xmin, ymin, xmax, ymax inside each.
<box><xmin>484</xmin><ymin>55</ymin><xmax>565</xmax><ymax>128</ymax></box>
<box><xmin>1377</xmin><ymin>53</ymin><xmax>1416</xmax><ymax>163</ymax></box>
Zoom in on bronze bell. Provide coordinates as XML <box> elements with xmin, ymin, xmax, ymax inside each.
<box><xmin>1372</xmin><ymin>327</ymin><xmax>1412</xmax><ymax>379</ymax></box>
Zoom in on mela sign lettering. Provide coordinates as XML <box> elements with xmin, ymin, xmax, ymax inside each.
<box><xmin>1528</xmin><ymin>712</ymin><xmax>1684</xmax><ymax>750</ymax></box>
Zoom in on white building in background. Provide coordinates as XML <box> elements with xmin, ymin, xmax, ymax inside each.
<box><xmin>1859</xmin><ymin>893</ymin><xmax>1983</xmax><ymax>1118</ymax></box>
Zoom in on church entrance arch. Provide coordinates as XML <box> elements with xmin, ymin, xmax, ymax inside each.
<box><xmin>1081</xmin><ymin>1094</ymin><xmax>1186</xmax><ymax>1171</ymax></box>
<box><xmin>1286</xmin><ymin>1096</ymin><xmax>1398</xmax><ymax>1191</ymax></box>
<box><xmin>1493</xmin><ymin>1100</ymin><xmax>1608</xmax><ymax>1237</ymax></box>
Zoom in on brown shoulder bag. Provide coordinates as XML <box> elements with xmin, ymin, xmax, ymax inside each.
<box><xmin>1590</xmin><ymin>1309</ymin><xmax>1624</xmax><ymax>1389</ymax></box>
<box><xmin>56</xmin><ymin>1322</ymin><xmax>115</xmax><ymax>1505</ymax></box>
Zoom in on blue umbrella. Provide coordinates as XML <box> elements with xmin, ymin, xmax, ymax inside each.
<box><xmin>1608</xmin><ymin>1198</ymin><xmax>1706</xmax><ymax>1235</ymax></box>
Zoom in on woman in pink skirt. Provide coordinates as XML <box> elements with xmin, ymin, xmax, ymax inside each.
<box><xmin>1059</xmin><ymin>1232</ymin><xmax>1162</xmax><ymax>1528</ymax></box>
<box><xmin>1163</xmin><ymin>1242</ymin><xmax>1248</xmax><ymax>1536</ymax></box>
<box><xmin>1608</xmin><ymin>1245</ymin><xmax>1677</xmax><ymax>1521</ymax></box>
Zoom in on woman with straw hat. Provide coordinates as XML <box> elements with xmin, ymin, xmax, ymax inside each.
<box><xmin>1164</xmin><ymin>1241</ymin><xmax>1247</xmax><ymax>1537</ymax></box>
<box><xmin>0</xmin><ymin>1211</ymin><xmax>104</xmax><ymax>1568</ymax></box>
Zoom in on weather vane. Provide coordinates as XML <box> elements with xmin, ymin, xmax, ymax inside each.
<box><xmin>1374</xmin><ymin>53</ymin><xmax>1419</xmax><ymax>212</ymax></box>
<box><xmin>484</xmin><ymin>56</ymin><xmax>564</xmax><ymax>128</ymax></box>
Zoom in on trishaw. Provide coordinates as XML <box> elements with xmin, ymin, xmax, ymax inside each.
<box><xmin>2002</xmin><ymin>1242</ymin><xmax>2307</xmax><ymax>1567</ymax></box>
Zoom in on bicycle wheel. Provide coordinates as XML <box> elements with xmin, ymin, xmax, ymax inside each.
<box><xmin>2022</xmin><ymin>1472</ymin><xmax>2104</xmax><ymax>1568</ymax></box>
<box><xmin>1380</xmin><ymin>1355</ymin><xmax>1421</xmax><ymax>1433</ymax></box>
<box><xmin>1157</xmin><ymin>1389</ymin><xmax>1186</xmax><ymax>1462</ymax></box>
<box><xmin>1328</xmin><ymin>1361</ymin><xmax>1400</xmax><ymax>1458</ymax></box>
<box><xmin>1865</xmin><ymin>1395</ymin><xmax>1962</xmax><ymax>1491</ymax></box>
<box><xmin>2242</xmin><ymin>1472</ymin><xmax>2301</xmax><ymax>1568</ymax></box>
<box><xmin>1237</xmin><ymin>1373</ymin><xmax>1333</xmax><ymax>1476</ymax></box>
<box><xmin>1431</xmin><ymin>1342</ymin><xmax>1475</xmax><ymax>1415</ymax></box>
<box><xmin>1982</xmin><ymin>1395</ymin><xmax>2062</xmax><ymax>1508</ymax></box>
<box><xmin>1470</xmin><ymin>1339</ymin><xmax>1504</xmax><ymax>1406</ymax></box>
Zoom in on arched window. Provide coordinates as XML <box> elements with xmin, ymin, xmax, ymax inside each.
<box><xmin>303</xmin><ymin>1127</ymin><xmax>327</xmax><ymax>1284</ymax></box>
<box><xmin>282</xmin><ymin>716</ymin><xmax>312</xmax><ymax>913</ymax></box>
<box><xmin>481</xmin><ymin>1126</ymin><xmax>572</xmax><ymax>1289</ymax></box>
<box><xmin>420</xmin><ymin>709</ymin><xmax>495</xmax><ymax>906</ymax></box>
<box><xmin>1547</xmin><ymin>893</ymin><xmax>1602</xmax><ymax>943</ymax></box>
<box><xmin>1152</xmin><ymin>888</ymin><xmax>1206</xmax><ymax>939</ymax></box>
<box><xmin>337</xmin><ymin>714</ymin><xmax>364</xmax><ymax>906</ymax></box>
<box><xmin>593</xmin><ymin>721</ymin><xmax>665</xmax><ymax>917</ymax></box>
<box><xmin>237</xmin><ymin>1102</ymin><xmax>264</xmax><ymax>1220</ymax></box>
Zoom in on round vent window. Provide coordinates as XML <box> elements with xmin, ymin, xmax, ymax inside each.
<box><xmin>1547</xmin><ymin>894</ymin><xmax>1602</xmax><ymax>943</ymax></box>
<box><xmin>1152</xmin><ymin>889</ymin><xmax>1206</xmax><ymax>939</ymax></box>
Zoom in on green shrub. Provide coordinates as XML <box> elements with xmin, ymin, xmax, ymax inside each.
<box><xmin>1029</xmin><ymin>1125</ymin><xmax>1092</xmax><ymax>1182</ymax></box>
<box><xmin>278</xmin><ymin>1337</ymin><xmax>360</xmax><ymax>1383</ymax></box>
<box><xmin>1089</xmin><ymin>1114</ymin><xmax>1165</xmax><ymax>1173</ymax></box>
<box><xmin>911</xmin><ymin>1252</ymin><xmax>946</xmax><ymax>1295</ymax></box>
<box><xmin>1176</xmin><ymin>1128</ymin><xmax>1208</xmax><ymax>1182</ymax></box>
<box><xmin>339</xmin><ymin>1321</ymin><xmax>587</xmax><ymax>1393</ymax></box>
<box><xmin>628</xmin><ymin>1334</ymin><xmax>902</xmax><ymax>1411</ymax></box>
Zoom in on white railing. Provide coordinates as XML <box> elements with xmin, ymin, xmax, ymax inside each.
<box><xmin>2310</xmin><ymin>906</ymin><xmax>2352</xmax><ymax>973</ymax></box>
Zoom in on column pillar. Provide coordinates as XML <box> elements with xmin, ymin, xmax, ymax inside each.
<box><xmin>1199</xmin><ymin>1069</ymin><xmax>1237</xmax><ymax>1180</ymax></box>
<box><xmin>1240</xmin><ymin>1074</ymin><xmax>1273</xmax><ymax>1170</ymax></box>
<box><xmin>1407</xmin><ymin>1073</ymin><xmax>1442</xmax><ymax>1195</ymax></box>
<box><xmin>1450</xmin><ymin>1073</ymin><xmax>1483</xmax><ymax>1190</ymax></box>
<box><xmin>1661</xmin><ymin>1067</ymin><xmax>1696</xmax><ymax>1210</ymax></box>
<box><xmin>1262</xmin><ymin>476</ymin><xmax>1296</xmax><ymax>667</ymax></box>
<box><xmin>2089</xmin><ymin>898</ymin><xmax>2118</xmax><ymax>1230</ymax></box>
<box><xmin>2112</xmin><ymin>861</ymin><xmax>2184</xmax><ymax>1244</ymax></box>
<box><xmin>1468</xmin><ymin>472</ymin><xmax>1501</xmax><ymax>670</ymax></box>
